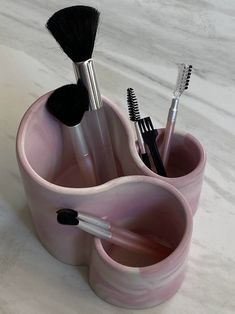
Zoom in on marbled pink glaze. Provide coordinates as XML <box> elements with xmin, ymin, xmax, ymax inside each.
<box><xmin>89</xmin><ymin>181</ymin><xmax>192</xmax><ymax>308</ymax></box>
<box><xmin>16</xmin><ymin>92</ymin><xmax>203</xmax><ymax>308</ymax></box>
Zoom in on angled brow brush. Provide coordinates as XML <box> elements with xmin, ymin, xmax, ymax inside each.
<box><xmin>46</xmin><ymin>81</ymin><xmax>96</xmax><ymax>187</ymax></box>
<box><xmin>127</xmin><ymin>88</ymin><xmax>151</xmax><ymax>169</ymax></box>
<box><xmin>46</xmin><ymin>5</ymin><xmax>118</xmax><ymax>184</ymax></box>
<box><xmin>162</xmin><ymin>64</ymin><xmax>193</xmax><ymax>166</ymax></box>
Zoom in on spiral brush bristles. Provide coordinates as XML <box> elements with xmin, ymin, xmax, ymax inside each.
<box><xmin>174</xmin><ymin>64</ymin><xmax>193</xmax><ymax>98</ymax></box>
<box><xmin>127</xmin><ymin>88</ymin><xmax>141</xmax><ymax>122</ymax></box>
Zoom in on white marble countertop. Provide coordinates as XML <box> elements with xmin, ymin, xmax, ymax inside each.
<box><xmin>0</xmin><ymin>0</ymin><xmax>234</xmax><ymax>313</ymax></box>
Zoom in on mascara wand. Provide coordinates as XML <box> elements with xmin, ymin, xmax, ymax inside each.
<box><xmin>127</xmin><ymin>88</ymin><xmax>151</xmax><ymax>169</ymax></box>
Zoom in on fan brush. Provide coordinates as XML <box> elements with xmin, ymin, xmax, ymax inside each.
<box><xmin>46</xmin><ymin>5</ymin><xmax>118</xmax><ymax>184</ymax></box>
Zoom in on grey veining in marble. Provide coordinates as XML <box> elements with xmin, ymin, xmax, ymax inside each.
<box><xmin>0</xmin><ymin>0</ymin><xmax>235</xmax><ymax>313</ymax></box>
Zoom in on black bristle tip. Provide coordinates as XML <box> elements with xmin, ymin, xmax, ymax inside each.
<box><xmin>127</xmin><ymin>88</ymin><xmax>141</xmax><ymax>122</ymax></box>
<box><xmin>56</xmin><ymin>208</ymin><xmax>78</xmax><ymax>217</ymax></box>
<box><xmin>57</xmin><ymin>209</ymin><xmax>79</xmax><ymax>225</ymax></box>
<box><xmin>46</xmin><ymin>5</ymin><xmax>100</xmax><ymax>62</ymax></box>
<box><xmin>46</xmin><ymin>80</ymin><xmax>89</xmax><ymax>126</ymax></box>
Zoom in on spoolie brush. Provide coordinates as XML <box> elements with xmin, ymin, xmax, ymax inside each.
<box><xmin>46</xmin><ymin>5</ymin><xmax>118</xmax><ymax>183</ymax></box>
<box><xmin>127</xmin><ymin>88</ymin><xmax>151</xmax><ymax>169</ymax></box>
<box><xmin>46</xmin><ymin>81</ymin><xmax>96</xmax><ymax>187</ymax></box>
<box><xmin>127</xmin><ymin>88</ymin><xmax>141</xmax><ymax>122</ymax></box>
<box><xmin>162</xmin><ymin>64</ymin><xmax>193</xmax><ymax>166</ymax></box>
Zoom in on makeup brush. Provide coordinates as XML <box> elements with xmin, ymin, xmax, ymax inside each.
<box><xmin>162</xmin><ymin>64</ymin><xmax>193</xmax><ymax>166</ymax></box>
<box><xmin>57</xmin><ymin>209</ymin><xmax>172</xmax><ymax>260</ymax></box>
<box><xmin>46</xmin><ymin>5</ymin><xmax>118</xmax><ymax>184</ymax></box>
<box><xmin>138</xmin><ymin>117</ymin><xmax>167</xmax><ymax>177</ymax></box>
<box><xmin>46</xmin><ymin>81</ymin><xmax>96</xmax><ymax>187</ymax></box>
<box><xmin>127</xmin><ymin>88</ymin><xmax>151</xmax><ymax>169</ymax></box>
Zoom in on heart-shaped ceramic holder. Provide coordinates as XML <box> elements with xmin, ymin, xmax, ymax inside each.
<box><xmin>16</xmin><ymin>92</ymin><xmax>205</xmax><ymax>308</ymax></box>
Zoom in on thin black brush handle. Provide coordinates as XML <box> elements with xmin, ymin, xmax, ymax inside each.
<box><xmin>147</xmin><ymin>138</ymin><xmax>167</xmax><ymax>177</ymax></box>
<box><xmin>141</xmin><ymin>152</ymin><xmax>151</xmax><ymax>169</ymax></box>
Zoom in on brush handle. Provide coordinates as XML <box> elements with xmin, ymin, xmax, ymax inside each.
<box><xmin>141</xmin><ymin>129</ymin><xmax>167</xmax><ymax>177</ymax></box>
<box><xmin>162</xmin><ymin>98</ymin><xmax>179</xmax><ymax>166</ymax></box>
<box><xmin>64</xmin><ymin>125</ymin><xmax>97</xmax><ymax>187</ymax></box>
<box><xmin>110</xmin><ymin>225</ymin><xmax>172</xmax><ymax>257</ymax></box>
<box><xmin>111</xmin><ymin>233</ymin><xmax>169</xmax><ymax>260</ymax></box>
<box><xmin>162</xmin><ymin>120</ymin><xmax>175</xmax><ymax>167</ymax></box>
<box><xmin>148</xmin><ymin>139</ymin><xmax>167</xmax><ymax>177</ymax></box>
<box><xmin>83</xmin><ymin>108</ymin><xmax>118</xmax><ymax>184</ymax></box>
<box><xmin>77</xmin><ymin>221</ymin><xmax>170</xmax><ymax>260</ymax></box>
<box><xmin>141</xmin><ymin>153</ymin><xmax>151</xmax><ymax>168</ymax></box>
<box><xmin>134</xmin><ymin>122</ymin><xmax>151</xmax><ymax>169</ymax></box>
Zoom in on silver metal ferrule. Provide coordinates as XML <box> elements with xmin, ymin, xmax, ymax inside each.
<box><xmin>73</xmin><ymin>59</ymin><xmax>102</xmax><ymax>111</ymax></box>
<box><xmin>168</xmin><ymin>97</ymin><xmax>179</xmax><ymax>123</ymax></box>
<box><xmin>79</xmin><ymin>221</ymin><xmax>112</xmax><ymax>239</ymax></box>
<box><xmin>77</xmin><ymin>212</ymin><xmax>110</xmax><ymax>230</ymax></box>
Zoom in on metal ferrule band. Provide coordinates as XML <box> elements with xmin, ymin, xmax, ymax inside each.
<box><xmin>168</xmin><ymin>97</ymin><xmax>179</xmax><ymax>122</ymax></box>
<box><xmin>73</xmin><ymin>59</ymin><xmax>102</xmax><ymax>111</ymax></box>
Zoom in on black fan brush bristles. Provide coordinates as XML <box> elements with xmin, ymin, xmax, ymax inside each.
<box><xmin>127</xmin><ymin>88</ymin><xmax>141</xmax><ymax>122</ymax></box>
<box><xmin>46</xmin><ymin>80</ymin><xmax>89</xmax><ymax>127</ymax></box>
<box><xmin>46</xmin><ymin>5</ymin><xmax>100</xmax><ymax>62</ymax></box>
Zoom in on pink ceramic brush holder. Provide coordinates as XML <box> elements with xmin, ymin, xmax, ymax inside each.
<box><xmin>89</xmin><ymin>178</ymin><xmax>192</xmax><ymax>308</ymax></box>
<box><xmin>16</xmin><ymin>92</ymin><xmax>205</xmax><ymax>308</ymax></box>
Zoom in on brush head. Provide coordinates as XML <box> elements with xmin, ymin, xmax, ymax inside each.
<box><xmin>46</xmin><ymin>80</ymin><xmax>89</xmax><ymax>127</ymax></box>
<box><xmin>174</xmin><ymin>64</ymin><xmax>193</xmax><ymax>98</ymax></box>
<box><xmin>57</xmin><ymin>209</ymin><xmax>79</xmax><ymax>225</ymax></box>
<box><xmin>46</xmin><ymin>5</ymin><xmax>100</xmax><ymax>62</ymax></box>
<box><xmin>127</xmin><ymin>88</ymin><xmax>141</xmax><ymax>122</ymax></box>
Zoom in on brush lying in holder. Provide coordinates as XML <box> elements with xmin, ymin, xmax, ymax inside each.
<box><xmin>127</xmin><ymin>88</ymin><xmax>151</xmax><ymax>169</ymax></box>
<box><xmin>57</xmin><ymin>209</ymin><xmax>173</xmax><ymax>261</ymax></box>
<box><xmin>162</xmin><ymin>64</ymin><xmax>193</xmax><ymax>167</ymax></box>
<box><xmin>46</xmin><ymin>5</ymin><xmax>118</xmax><ymax>184</ymax></box>
<box><xmin>46</xmin><ymin>82</ymin><xmax>97</xmax><ymax>187</ymax></box>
